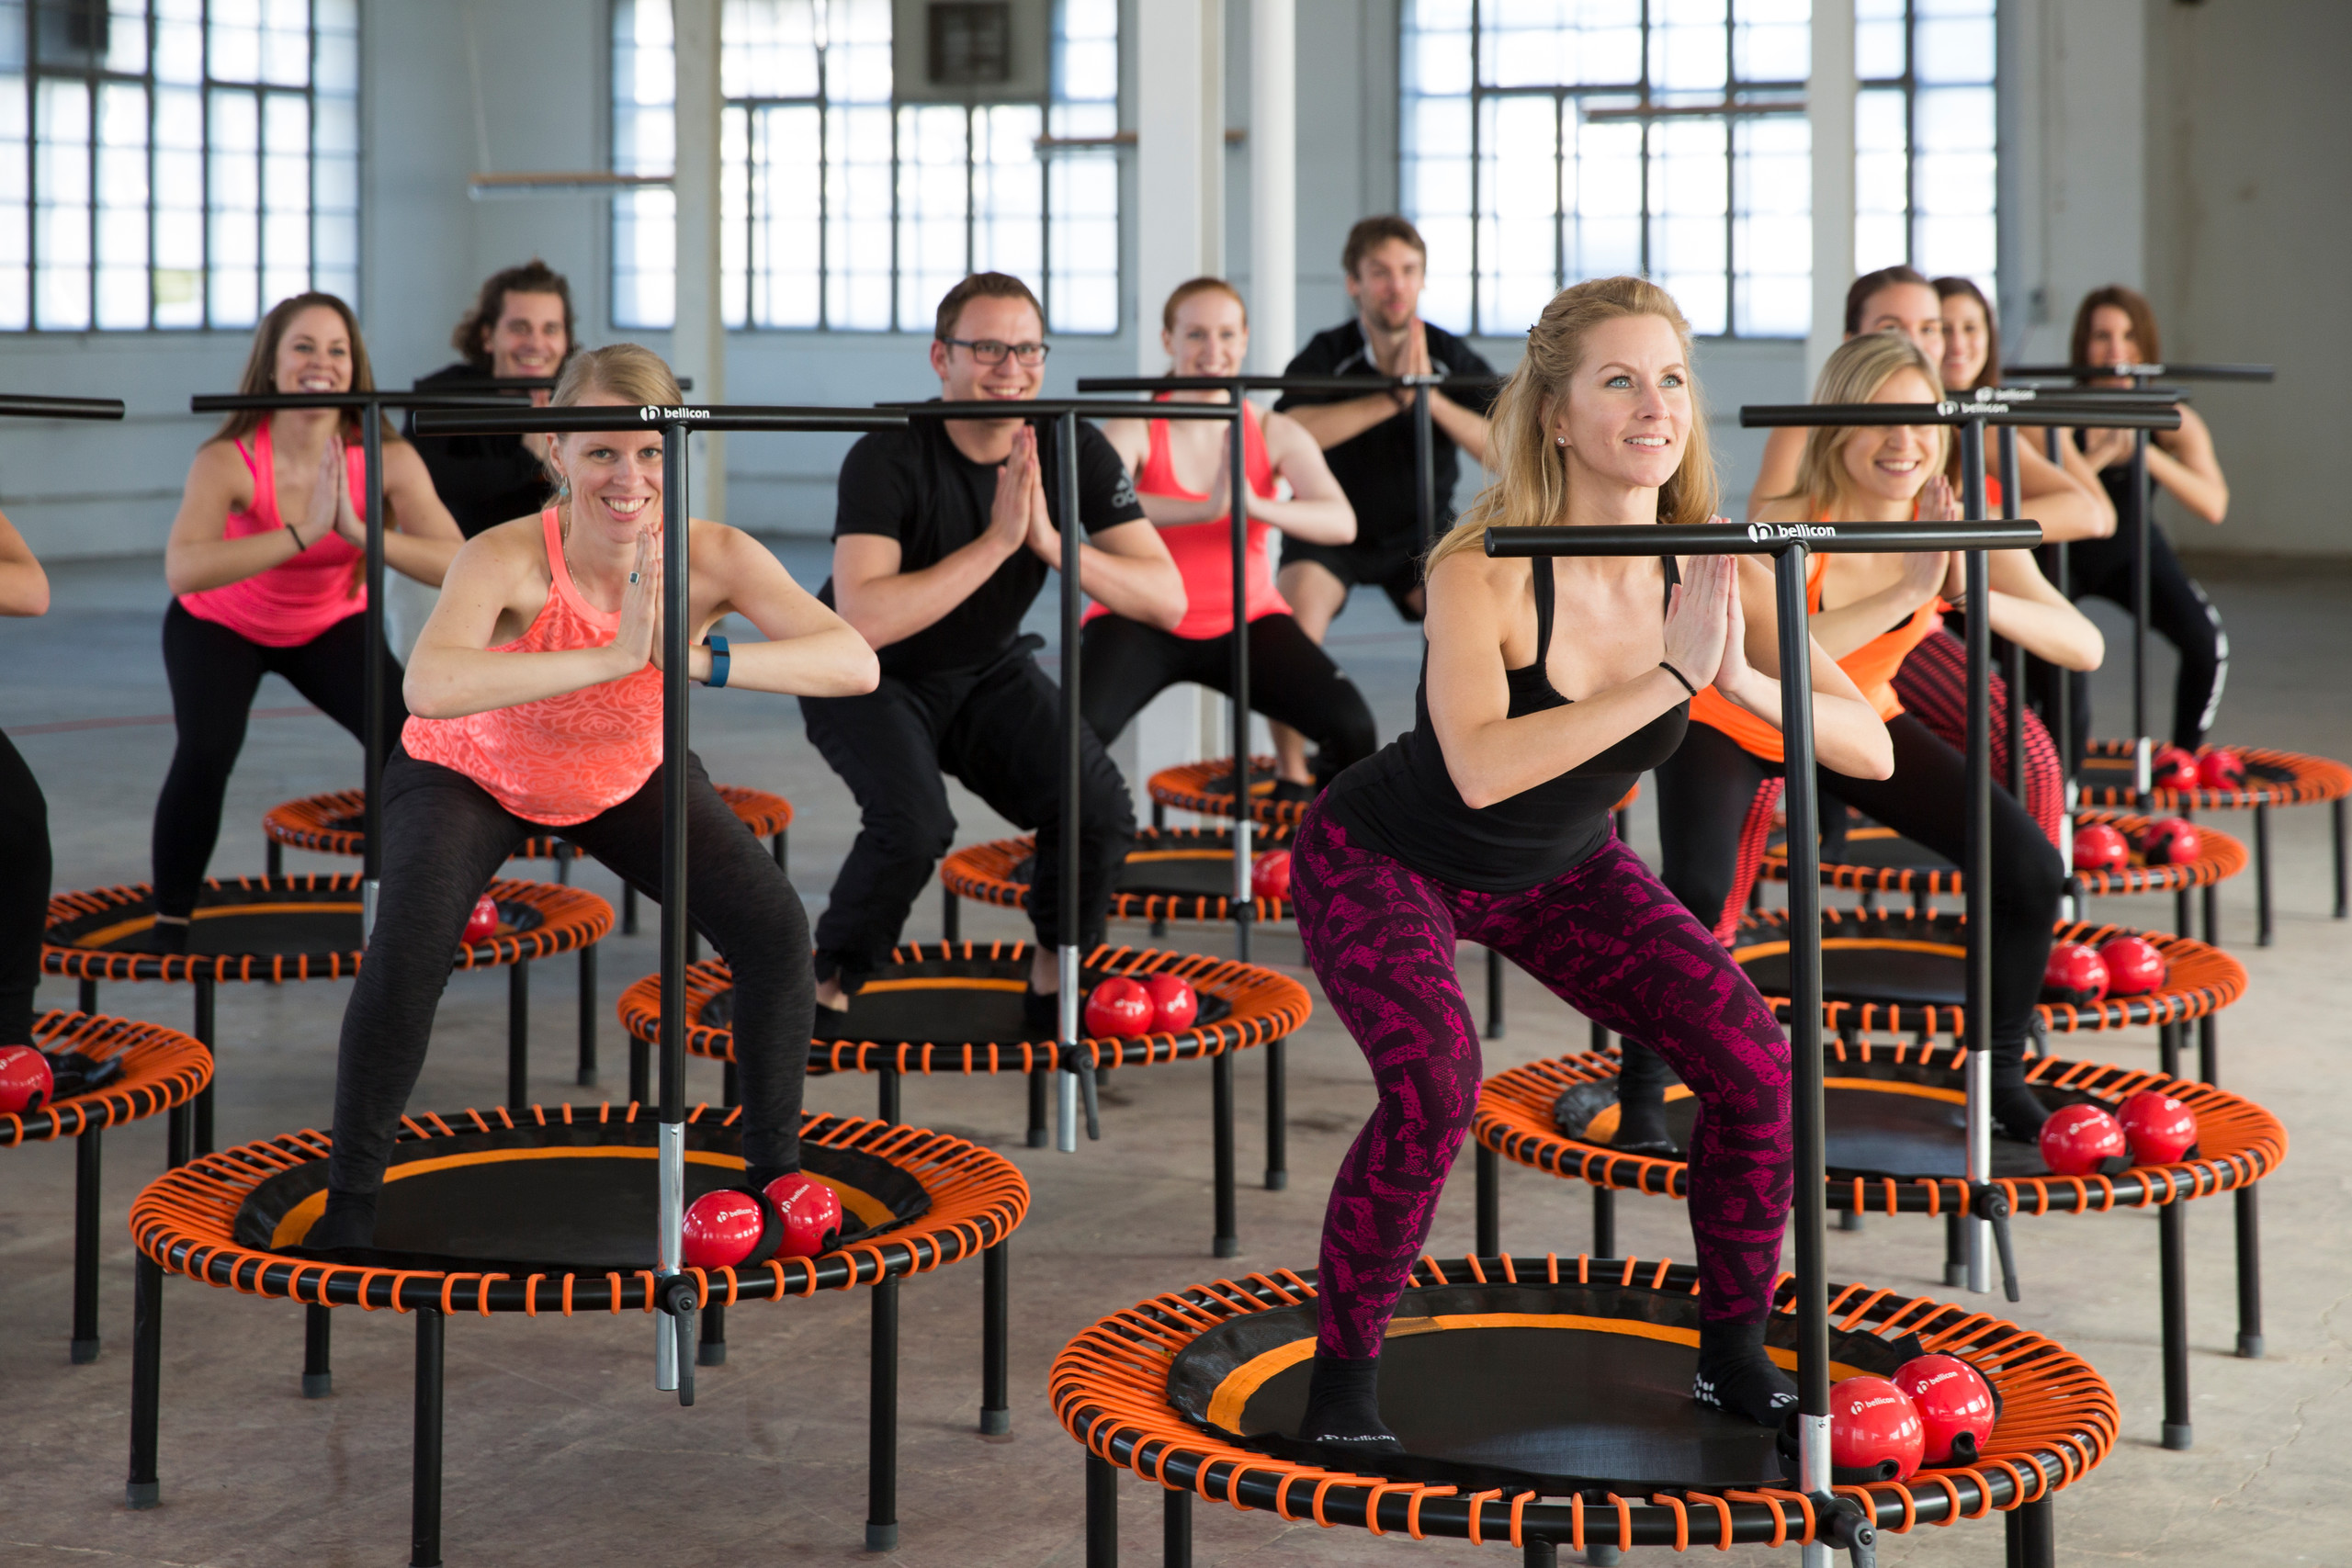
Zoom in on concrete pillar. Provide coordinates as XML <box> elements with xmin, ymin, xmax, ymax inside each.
<box><xmin>1806</xmin><ymin>0</ymin><xmax>1855</xmax><ymax>389</ymax></box>
<box><xmin>673</xmin><ymin>0</ymin><xmax>725</xmax><ymax>515</ymax></box>
<box><xmin>1249</xmin><ymin>0</ymin><xmax>1295</xmax><ymax>374</ymax></box>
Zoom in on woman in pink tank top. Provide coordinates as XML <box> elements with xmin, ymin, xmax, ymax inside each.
<box><xmin>1086</xmin><ymin>278</ymin><xmax>1378</xmax><ymax>803</ymax></box>
<box><xmin>148</xmin><ymin>293</ymin><xmax>463</xmax><ymax>935</ymax></box>
<box><xmin>301</xmin><ymin>344</ymin><xmax>878</xmax><ymax>1256</ymax></box>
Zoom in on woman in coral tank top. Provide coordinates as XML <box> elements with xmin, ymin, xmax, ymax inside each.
<box><xmin>301</xmin><ymin>344</ymin><xmax>878</xmax><ymax>1252</ymax></box>
<box><xmin>152</xmin><ymin>293</ymin><xmax>463</xmax><ymax>944</ymax></box>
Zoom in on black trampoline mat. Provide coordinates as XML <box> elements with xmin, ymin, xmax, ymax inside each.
<box><xmin>63</xmin><ymin>889</ymin><xmax>537</xmax><ymax>955</ymax></box>
<box><xmin>700</xmin><ymin>967</ymin><xmax>1232</xmax><ymax>1043</ymax></box>
<box><xmin>1737</xmin><ymin>935</ymin><xmax>1965</xmax><ymax>1007</ymax></box>
<box><xmin>1828</xmin><ymin>828</ymin><xmax>1953</xmax><ymax>873</ymax></box>
<box><xmin>1008</xmin><ymin>846</ymin><xmax>1259</xmax><ymax>901</ymax></box>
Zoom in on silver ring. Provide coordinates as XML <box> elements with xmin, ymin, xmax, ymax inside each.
<box><xmin>628</xmin><ymin>571</ymin><xmax>639</xmax><ymax>583</ymax></box>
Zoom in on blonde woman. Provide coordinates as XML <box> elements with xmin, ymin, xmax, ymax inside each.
<box><xmin>1286</xmin><ymin>278</ymin><xmax>1892</xmax><ymax>1451</ymax></box>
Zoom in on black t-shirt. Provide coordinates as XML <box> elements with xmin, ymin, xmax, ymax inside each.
<box><xmin>821</xmin><ymin>411</ymin><xmax>1144</xmax><ymax>679</ymax></box>
<box><xmin>1273</xmin><ymin>319</ymin><xmax>1498</xmax><ymax>556</ymax></box>
<box><xmin>405</xmin><ymin>362</ymin><xmax>549</xmax><ymax>539</ymax></box>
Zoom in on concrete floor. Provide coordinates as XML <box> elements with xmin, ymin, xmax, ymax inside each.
<box><xmin>3</xmin><ymin>547</ymin><xmax>2347</xmax><ymax>1567</ymax></box>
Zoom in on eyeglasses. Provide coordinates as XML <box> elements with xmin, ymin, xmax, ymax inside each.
<box><xmin>941</xmin><ymin>336</ymin><xmax>1051</xmax><ymax>367</ymax></box>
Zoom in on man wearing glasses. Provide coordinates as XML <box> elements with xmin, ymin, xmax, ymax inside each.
<box><xmin>805</xmin><ymin>272</ymin><xmax>1184</xmax><ymax>1027</ymax></box>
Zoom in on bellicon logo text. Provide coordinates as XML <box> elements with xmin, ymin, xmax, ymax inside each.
<box><xmin>1745</xmin><ymin>521</ymin><xmax>1838</xmax><ymax>543</ymax></box>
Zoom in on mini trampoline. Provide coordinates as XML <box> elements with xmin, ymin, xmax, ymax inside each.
<box><xmin>1148</xmin><ymin>755</ymin><xmax>1638</xmax><ymax>835</ymax></box>
<box><xmin>1</xmin><ymin>1010</ymin><xmax>210</xmax><ymax>1361</ymax></box>
<box><xmin>1057</xmin><ymin>1254</ymin><xmax>2113</xmax><ymax>1565</ymax></box>
<box><xmin>2075</xmin><ymin>740</ymin><xmax>2351</xmax><ymax>945</ymax></box>
<box><xmin>1476</xmin><ymin>1045</ymin><xmax>2284</xmax><ymax>1450</ymax></box>
<box><xmin>43</xmin><ymin>874</ymin><xmax>612</xmax><ymax>1154</ymax></box>
<box><xmin>617</xmin><ymin>940</ymin><xmax>1313</xmax><ymax>1257</ymax></box>
<box><xmin>125</xmin><ymin>1101</ymin><xmax>1028</xmax><ymax>1557</ymax></box>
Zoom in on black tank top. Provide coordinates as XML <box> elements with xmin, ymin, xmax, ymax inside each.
<box><xmin>1318</xmin><ymin>556</ymin><xmax>1689</xmax><ymax>893</ymax></box>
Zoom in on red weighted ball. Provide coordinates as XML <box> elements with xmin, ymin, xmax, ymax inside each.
<box><xmin>1829</xmin><ymin>1375</ymin><xmax>1926</xmax><ymax>1482</ymax></box>
<box><xmin>0</xmin><ymin>1044</ymin><xmax>54</xmax><ymax>1115</ymax></box>
<box><xmin>2072</xmin><ymin>823</ymin><xmax>2128</xmax><ymax>874</ymax></box>
<box><xmin>1250</xmin><ymin>850</ymin><xmax>1293</xmax><ymax>902</ymax></box>
<box><xmin>2198</xmin><ymin>749</ymin><xmax>2246</xmax><ymax>791</ymax></box>
<box><xmin>763</xmin><ymin>1172</ymin><xmax>844</xmax><ymax>1258</ymax></box>
<box><xmin>2039</xmin><ymin>1101</ymin><xmax>2128</xmax><ymax>1176</ymax></box>
<box><xmin>681</xmin><ymin>1189</ymin><xmax>765</xmax><ymax>1269</ymax></box>
<box><xmin>2041</xmin><ymin>942</ymin><xmax>2109</xmax><ymax>1007</ymax></box>
<box><xmin>2098</xmin><ymin>935</ymin><xmax>2166</xmax><ymax>996</ymax></box>
<box><xmin>2117</xmin><ymin>1089</ymin><xmax>2199</xmax><ymax>1165</ymax></box>
<box><xmin>1142</xmin><ymin>973</ymin><xmax>1197</xmax><ymax>1032</ymax></box>
<box><xmin>462</xmin><ymin>895</ymin><xmax>500</xmax><ymax>943</ymax></box>
<box><xmin>1893</xmin><ymin>1354</ymin><xmax>1996</xmax><ymax>1467</ymax></box>
<box><xmin>1083</xmin><ymin>976</ymin><xmax>1154</xmax><ymax>1038</ymax></box>
<box><xmin>2151</xmin><ymin>745</ymin><xmax>2200</xmax><ymax>792</ymax></box>
<box><xmin>2138</xmin><ymin>817</ymin><xmax>2200</xmax><ymax>865</ymax></box>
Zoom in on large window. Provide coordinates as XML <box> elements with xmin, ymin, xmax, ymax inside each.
<box><xmin>1401</xmin><ymin>0</ymin><xmax>1996</xmax><ymax>341</ymax></box>
<box><xmin>612</xmin><ymin>0</ymin><xmax>1120</xmax><ymax>334</ymax></box>
<box><xmin>0</xmin><ymin>0</ymin><xmax>358</xmax><ymax>333</ymax></box>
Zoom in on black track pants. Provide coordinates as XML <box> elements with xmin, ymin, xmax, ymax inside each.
<box><xmin>151</xmin><ymin>601</ymin><xmax>406</xmax><ymax>918</ymax></box>
<box><xmin>2055</xmin><ymin>523</ymin><xmax>2228</xmax><ymax>755</ymax></box>
<box><xmin>325</xmin><ymin>747</ymin><xmax>813</xmax><ymax>1196</ymax></box>
<box><xmin>1078</xmin><ymin>611</ymin><xmax>1379</xmax><ymax>773</ymax></box>
<box><xmin>0</xmin><ymin>730</ymin><xmax>50</xmax><ymax>1045</ymax></box>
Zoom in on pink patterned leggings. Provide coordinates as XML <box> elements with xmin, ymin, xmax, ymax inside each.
<box><xmin>1291</xmin><ymin>807</ymin><xmax>1793</xmax><ymax>1359</ymax></box>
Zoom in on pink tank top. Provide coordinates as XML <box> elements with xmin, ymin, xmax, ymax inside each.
<box><xmin>1086</xmin><ymin>399</ymin><xmax>1288</xmax><ymax>640</ymax></box>
<box><xmin>177</xmin><ymin>417</ymin><xmax>368</xmax><ymax>648</ymax></box>
<box><xmin>401</xmin><ymin>510</ymin><xmax>664</xmax><ymax>826</ymax></box>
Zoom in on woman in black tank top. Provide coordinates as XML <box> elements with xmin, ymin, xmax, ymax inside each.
<box><xmin>1286</xmin><ymin>277</ymin><xmax>1894</xmax><ymax>1458</ymax></box>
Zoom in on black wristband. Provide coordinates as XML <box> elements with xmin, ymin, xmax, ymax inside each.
<box><xmin>1657</xmin><ymin>660</ymin><xmax>1699</xmax><ymax>697</ymax></box>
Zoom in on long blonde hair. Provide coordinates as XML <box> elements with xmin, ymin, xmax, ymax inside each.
<box><xmin>1777</xmin><ymin>333</ymin><xmax>1950</xmax><ymax>521</ymax></box>
<box><xmin>1426</xmin><ymin>276</ymin><xmax>1718</xmax><ymax>572</ymax></box>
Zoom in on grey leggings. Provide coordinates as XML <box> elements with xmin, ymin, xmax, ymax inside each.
<box><xmin>326</xmin><ymin>746</ymin><xmax>814</xmax><ymax>1198</ymax></box>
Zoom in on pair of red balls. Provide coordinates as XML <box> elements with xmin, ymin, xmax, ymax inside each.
<box><xmin>1828</xmin><ymin>1355</ymin><xmax>1997</xmax><ymax>1480</ymax></box>
<box><xmin>681</xmin><ymin>1173</ymin><xmax>845</xmax><ymax>1269</ymax></box>
<box><xmin>2041</xmin><ymin>936</ymin><xmax>2165</xmax><ymax>1005</ymax></box>
<box><xmin>2038</xmin><ymin>1091</ymin><xmax>2198</xmax><ymax>1175</ymax></box>
<box><xmin>2073</xmin><ymin>818</ymin><xmax>2200</xmax><ymax>872</ymax></box>
<box><xmin>0</xmin><ymin>1044</ymin><xmax>54</xmax><ymax>1115</ymax></box>
<box><xmin>1083</xmin><ymin>974</ymin><xmax>1198</xmax><ymax>1038</ymax></box>
<box><xmin>2154</xmin><ymin>745</ymin><xmax>2245</xmax><ymax>793</ymax></box>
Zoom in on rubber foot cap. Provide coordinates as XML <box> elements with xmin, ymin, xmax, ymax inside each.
<box><xmin>697</xmin><ymin>1342</ymin><xmax>727</xmax><ymax>1367</ymax></box>
<box><xmin>865</xmin><ymin>1523</ymin><xmax>899</xmax><ymax>1552</ymax></box>
<box><xmin>1943</xmin><ymin>1261</ymin><xmax>1967</xmax><ymax>1288</ymax></box>
<box><xmin>2163</xmin><ymin>1421</ymin><xmax>2194</xmax><ymax>1451</ymax></box>
<box><xmin>1838</xmin><ymin>1210</ymin><xmax>1865</xmax><ymax>1232</ymax></box>
<box><xmin>71</xmin><ymin>1338</ymin><xmax>101</xmax><ymax>1364</ymax></box>
<box><xmin>979</xmin><ymin>1407</ymin><xmax>1011</xmax><ymax>1436</ymax></box>
<box><xmin>1214</xmin><ymin>1235</ymin><xmax>1240</xmax><ymax>1259</ymax></box>
<box><xmin>1026</xmin><ymin>1128</ymin><xmax>1049</xmax><ymax>1149</ymax></box>
<box><xmin>302</xmin><ymin>1373</ymin><xmax>333</xmax><ymax>1399</ymax></box>
<box><xmin>575</xmin><ymin>1070</ymin><xmax>596</xmax><ymax>1088</ymax></box>
<box><xmin>127</xmin><ymin>1482</ymin><xmax>159</xmax><ymax>1510</ymax></box>
<box><xmin>1264</xmin><ymin>1170</ymin><xmax>1287</xmax><ymax>1191</ymax></box>
<box><xmin>1585</xmin><ymin>1546</ymin><xmax>1622</xmax><ymax>1566</ymax></box>
<box><xmin>2237</xmin><ymin>1333</ymin><xmax>2265</xmax><ymax>1359</ymax></box>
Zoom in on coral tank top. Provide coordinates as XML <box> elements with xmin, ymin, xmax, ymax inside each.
<box><xmin>401</xmin><ymin>509</ymin><xmax>664</xmax><ymax>825</ymax></box>
<box><xmin>177</xmin><ymin>417</ymin><xmax>368</xmax><ymax>647</ymax></box>
<box><xmin>1086</xmin><ymin>397</ymin><xmax>1286</xmax><ymax>640</ymax></box>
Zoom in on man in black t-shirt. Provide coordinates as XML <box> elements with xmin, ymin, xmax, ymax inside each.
<box><xmin>405</xmin><ymin>260</ymin><xmax>577</xmax><ymax>537</ymax></box>
<box><xmin>804</xmin><ymin>274</ymin><xmax>1184</xmax><ymax>1020</ymax></box>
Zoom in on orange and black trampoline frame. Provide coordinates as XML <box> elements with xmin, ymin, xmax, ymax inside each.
<box><xmin>123</xmin><ymin>1103</ymin><xmax>1028</xmax><ymax>1559</ymax></box>
<box><xmin>2</xmin><ymin>1010</ymin><xmax>210</xmax><ymax>1361</ymax></box>
<box><xmin>43</xmin><ymin>873</ymin><xmax>612</xmax><ymax>1156</ymax></box>
<box><xmin>619</xmin><ymin>940</ymin><xmax>1313</xmax><ymax>1258</ymax></box>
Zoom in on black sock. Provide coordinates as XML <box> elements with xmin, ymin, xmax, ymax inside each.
<box><xmin>302</xmin><ymin>1190</ymin><xmax>378</xmax><ymax>1251</ymax></box>
<box><xmin>744</xmin><ymin>1162</ymin><xmax>799</xmax><ymax>1196</ymax></box>
<box><xmin>1990</xmin><ymin>1080</ymin><xmax>2051</xmax><ymax>1143</ymax></box>
<box><xmin>1612</xmin><ymin>1040</ymin><xmax>1679</xmax><ymax>1154</ymax></box>
<box><xmin>1692</xmin><ymin>1319</ymin><xmax>1797</xmax><ymax>1426</ymax></box>
<box><xmin>1295</xmin><ymin>1353</ymin><xmax>1400</xmax><ymax>1450</ymax></box>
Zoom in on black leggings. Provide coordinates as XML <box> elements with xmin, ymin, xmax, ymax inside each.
<box><xmin>1652</xmin><ymin>716</ymin><xmax>2065</xmax><ymax>1067</ymax></box>
<box><xmin>2057</xmin><ymin>523</ymin><xmax>2227</xmax><ymax>755</ymax></box>
<box><xmin>152</xmin><ymin>601</ymin><xmax>407</xmax><ymax>918</ymax></box>
<box><xmin>1078</xmin><ymin>612</ymin><xmax>1378</xmax><ymax>773</ymax></box>
<box><xmin>325</xmin><ymin>747</ymin><xmax>813</xmax><ymax>1199</ymax></box>
<box><xmin>0</xmin><ymin>730</ymin><xmax>50</xmax><ymax>1046</ymax></box>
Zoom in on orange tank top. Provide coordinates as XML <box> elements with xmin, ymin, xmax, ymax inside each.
<box><xmin>1688</xmin><ymin>553</ymin><xmax>1942</xmax><ymax>764</ymax></box>
<box><xmin>1085</xmin><ymin>398</ymin><xmax>1286</xmax><ymax>640</ymax></box>
<box><xmin>401</xmin><ymin>509</ymin><xmax>664</xmax><ymax>825</ymax></box>
<box><xmin>177</xmin><ymin>417</ymin><xmax>368</xmax><ymax>648</ymax></box>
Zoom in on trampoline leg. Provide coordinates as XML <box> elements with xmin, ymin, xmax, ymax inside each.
<box><xmin>1838</xmin><ymin>1209</ymin><xmax>1864</xmax><ymax>1232</ymax></box>
<box><xmin>412</xmin><ymin>1307</ymin><xmax>445</xmax><ymax>1568</ymax></box>
<box><xmin>166</xmin><ymin>1101</ymin><xmax>190</xmax><ymax>1170</ymax></box>
<box><xmin>942</xmin><ymin>885</ymin><xmax>959</xmax><ymax>943</ymax></box>
<box><xmin>2175</xmin><ymin>886</ymin><xmax>2192</xmax><ymax>942</ymax></box>
<box><xmin>576</xmin><ymin>943</ymin><xmax>597</xmax><ymax>1088</ymax></box>
<box><xmin>71</xmin><ymin>1128</ymin><xmax>101</xmax><ymax>1362</ymax></box>
<box><xmin>1212</xmin><ymin>1051</ymin><xmax>1238</xmax><ymax>1258</ymax></box>
<box><xmin>78</xmin><ymin>977</ymin><xmax>96</xmax><ymax>1014</ymax></box>
<box><xmin>720</xmin><ymin>1058</ymin><xmax>740</xmax><ymax>1110</ymax></box>
<box><xmin>303</xmin><ymin>1303</ymin><xmax>333</xmax><ymax>1398</ymax></box>
<box><xmin>1263</xmin><ymin>1037</ymin><xmax>1286</xmax><ymax>1191</ymax></box>
<box><xmin>622</xmin><ymin>881</ymin><xmax>639</xmax><ymax>936</ymax></box>
<box><xmin>2159</xmin><ymin>1197</ymin><xmax>2193</xmax><ymax>1450</ymax></box>
<box><xmin>555</xmin><ymin>841</ymin><xmax>571</xmax><ymax>884</ymax></box>
<box><xmin>1152</xmin><ymin>800</ymin><xmax>1166</xmax><ymax>830</ymax></box>
<box><xmin>507</xmin><ymin>961</ymin><xmax>529</xmax><ymax>1111</ymax></box>
<box><xmin>2158</xmin><ymin>1021</ymin><xmax>2181</xmax><ymax>1080</ymax></box>
<box><xmin>127</xmin><ymin>1253</ymin><xmax>162</xmax><ymax>1508</ymax></box>
<box><xmin>192</xmin><ymin>978</ymin><xmax>214</xmax><ymax>1157</ymax></box>
<box><xmin>877</xmin><ymin>1066</ymin><xmax>900</xmax><ymax>1125</ymax></box>
<box><xmin>267</xmin><ymin>840</ymin><xmax>282</xmax><ymax>878</ymax></box>
<box><xmin>629</xmin><ymin>1036</ymin><xmax>650</xmax><ymax>1109</ymax></box>
<box><xmin>1524</xmin><ymin>1539</ymin><xmax>1559</xmax><ymax>1568</ymax></box>
<box><xmin>1485</xmin><ymin>944</ymin><xmax>1505</xmax><ymax>1038</ymax></box>
<box><xmin>1163</xmin><ymin>1483</ymin><xmax>1191</xmax><ymax>1568</ymax></box>
<box><xmin>2199</xmin><ymin>1016</ymin><xmax>2219</xmax><ymax>1087</ymax></box>
<box><xmin>866</xmin><ymin>1275</ymin><xmax>900</xmax><ymax>1553</ymax></box>
<box><xmin>1027</xmin><ymin>1068</ymin><xmax>1049</xmax><ymax>1148</ymax></box>
<box><xmin>2235</xmin><ymin>1185</ymin><xmax>2265</xmax><ymax>1359</ymax></box>
<box><xmin>1475</xmin><ymin>1141</ymin><xmax>1499</xmax><ymax>1258</ymax></box>
<box><xmin>1591</xmin><ymin>1187</ymin><xmax>1615</xmax><ymax>1258</ymax></box>
<box><xmin>2254</xmin><ymin>802</ymin><xmax>2273</xmax><ymax>947</ymax></box>
<box><xmin>980</xmin><ymin>1239</ymin><xmax>1011</xmax><ymax>1435</ymax></box>
<box><xmin>1589</xmin><ymin>1018</ymin><xmax>1610</xmax><ymax>1057</ymax></box>
<box><xmin>698</xmin><ymin>1302</ymin><xmax>727</xmax><ymax>1366</ymax></box>
<box><xmin>688</xmin><ymin>929</ymin><xmax>702</xmax><ymax>964</ymax></box>
<box><xmin>1085</xmin><ymin>1451</ymin><xmax>1120</xmax><ymax>1568</ymax></box>
<box><xmin>2004</xmin><ymin>1495</ymin><xmax>2055</xmax><ymax>1568</ymax></box>
<box><xmin>774</xmin><ymin>829</ymin><xmax>786</xmax><ymax>872</ymax></box>
<box><xmin>1944</xmin><ymin>1212</ymin><xmax>1968</xmax><ymax>1289</ymax></box>
<box><xmin>2201</xmin><ymin>881</ymin><xmax>2220</xmax><ymax>947</ymax></box>
<box><xmin>2335</xmin><ymin>797</ymin><xmax>2347</xmax><ymax>919</ymax></box>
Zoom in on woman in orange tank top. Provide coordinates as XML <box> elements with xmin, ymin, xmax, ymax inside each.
<box><xmin>1644</xmin><ymin>333</ymin><xmax>2100</xmax><ymax>1152</ymax></box>
<box><xmin>301</xmin><ymin>345</ymin><xmax>878</xmax><ymax>1254</ymax></box>
<box><xmin>1086</xmin><ymin>278</ymin><xmax>1375</xmax><ymax>801</ymax></box>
